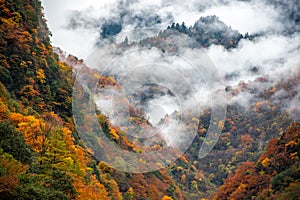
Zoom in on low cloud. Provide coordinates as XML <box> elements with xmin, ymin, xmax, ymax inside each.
<box><xmin>44</xmin><ymin>0</ymin><xmax>300</xmax><ymax>145</ymax></box>
<box><xmin>200</xmin><ymin>0</ymin><xmax>282</xmax><ymax>34</ymax></box>
<box><xmin>42</xmin><ymin>0</ymin><xmax>300</xmax><ymax>59</ymax></box>
<box><xmin>206</xmin><ymin>34</ymin><xmax>300</xmax><ymax>85</ymax></box>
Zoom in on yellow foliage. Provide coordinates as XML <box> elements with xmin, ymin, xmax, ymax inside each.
<box><xmin>93</xmin><ymin>73</ymin><xmax>100</xmax><ymax>79</ymax></box>
<box><xmin>192</xmin><ymin>118</ymin><xmax>199</xmax><ymax>123</ymax></box>
<box><xmin>36</xmin><ymin>69</ymin><xmax>46</xmax><ymax>83</ymax></box>
<box><xmin>218</xmin><ymin>120</ymin><xmax>225</xmax><ymax>129</ymax></box>
<box><xmin>20</xmin><ymin>60</ymin><xmax>27</xmax><ymax>67</ymax></box>
<box><xmin>237</xmin><ymin>183</ymin><xmax>246</xmax><ymax>191</ymax></box>
<box><xmin>0</xmin><ymin>11</ymin><xmax>21</xmax><ymax>25</ymax></box>
<box><xmin>107</xmin><ymin>76</ymin><xmax>116</xmax><ymax>85</ymax></box>
<box><xmin>110</xmin><ymin>128</ymin><xmax>119</xmax><ymax>141</ymax></box>
<box><xmin>8</xmin><ymin>113</ymin><xmax>24</xmax><ymax>123</ymax></box>
<box><xmin>177</xmin><ymin>166</ymin><xmax>183</xmax><ymax>171</ymax></box>
<box><xmin>156</xmin><ymin>162</ymin><xmax>163</xmax><ymax>168</ymax></box>
<box><xmin>209</xmin><ymin>173</ymin><xmax>215</xmax><ymax>180</ymax></box>
<box><xmin>199</xmin><ymin>127</ymin><xmax>207</xmax><ymax>134</ymax></box>
<box><xmin>74</xmin><ymin>146</ymin><xmax>88</xmax><ymax>174</ymax></box>
<box><xmin>127</xmin><ymin>187</ymin><xmax>133</xmax><ymax>195</ymax></box>
<box><xmin>259</xmin><ymin>170</ymin><xmax>265</xmax><ymax>175</ymax></box>
<box><xmin>162</xmin><ymin>196</ymin><xmax>173</xmax><ymax>200</ymax></box>
<box><xmin>261</xmin><ymin>157</ymin><xmax>270</xmax><ymax>167</ymax></box>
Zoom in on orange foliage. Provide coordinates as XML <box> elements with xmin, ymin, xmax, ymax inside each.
<box><xmin>0</xmin><ymin>149</ymin><xmax>29</xmax><ymax>196</ymax></box>
<box><xmin>254</xmin><ymin>101</ymin><xmax>263</xmax><ymax>112</ymax></box>
<box><xmin>100</xmin><ymin>173</ymin><xmax>122</xmax><ymax>199</ymax></box>
<box><xmin>9</xmin><ymin>113</ymin><xmax>48</xmax><ymax>153</ymax></box>
<box><xmin>0</xmin><ymin>175</ymin><xmax>18</xmax><ymax>195</ymax></box>
<box><xmin>213</xmin><ymin>161</ymin><xmax>270</xmax><ymax>200</ymax></box>
<box><xmin>109</xmin><ymin>128</ymin><xmax>120</xmax><ymax>141</ymax></box>
<box><xmin>261</xmin><ymin>157</ymin><xmax>271</xmax><ymax>167</ymax></box>
<box><xmin>162</xmin><ymin>196</ymin><xmax>173</xmax><ymax>200</ymax></box>
<box><xmin>73</xmin><ymin>175</ymin><xmax>109</xmax><ymax>200</ymax></box>
<box><xmin>215</xmin><ymin>123</ymin><xmax>300</xmax><ymax>200</ymax></box>
<box><xmin>180</xmin><ymin>155</ymin><xmax>189</xmax><ymax>164</ymax></box>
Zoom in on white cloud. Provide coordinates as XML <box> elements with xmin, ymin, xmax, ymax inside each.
<box><xmin>206</xmin><ymin>34</ymin><xmax>300</xmax><ymax>85</ymax></box>
<box><xmin>43</xmin><ymin>0</ymin><xmax>300</xmax><ymax>118</ymax></box>
<box><xmin>41</xmin><ymin>0</ymin><xmax>294</xmax><ymax>60</ymax></box>
<box><xmin>41</xmin><ymin>0</ymin><xmax>117</xmax><ymax>59</ymax></box>
<box><xmin>201</xmin><ymin>1</ymin><xmax>281</xmax><ymax>34</ymax></box>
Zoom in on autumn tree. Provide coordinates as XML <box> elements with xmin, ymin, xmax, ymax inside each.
<box><xmin>0</xmin><ymin>122</ymin><xmax>32</xmax><ymax>164</ymax></box>
<box><xmin>38</xmin><ymin>126</ymin><xmax>79</xmax><ymax>174</ymax></box>
<box><xmin>0</xmin><ymin>148</ymin><xmax>29</xmax><ymax>199</ymax></box>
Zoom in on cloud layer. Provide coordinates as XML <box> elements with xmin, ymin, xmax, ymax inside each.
<box><xmin>44</xmin><ymin>0</ymin><xmax>300</xmax><ymax>118</ymax></box>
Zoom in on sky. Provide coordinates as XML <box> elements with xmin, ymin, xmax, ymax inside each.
<box><xmin>41</xmin><ymin>0</ymin><xmax>116</xmax><ymax>58</ymax></box>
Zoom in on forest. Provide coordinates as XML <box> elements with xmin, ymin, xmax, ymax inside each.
<box><xmin>0</xmin><ymin>0</ymin><xmax>299</xmax><ymax>199</ymax></box>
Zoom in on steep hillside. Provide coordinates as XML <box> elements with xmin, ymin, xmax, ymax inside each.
<box><xmin>0</xmin><ymin>0</ymin><xmax>299</xmax><ymax>199</ymax></box>
<box><xmin>0</xmin><ymin>1</ymin><xmax>182</xmax><ymax>199</ymax></box>
<box><xmin>0</xmin><ymin>0</ymin><xmax>72</xmax><ymax>119</ymax></box>
<box><xmin>166</xmin><ymin>72</ymin><xmax>299</xmax><ymax>199</ymax></box>
<box><xmin>214</xmin><ymin>122</ymin><xmax>300</xmax><ymax>200</ymax></box>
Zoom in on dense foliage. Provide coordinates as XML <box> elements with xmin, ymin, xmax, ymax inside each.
<box><xmin>214</xmin><ymin>123</ymin><xmax>300</xmax><ymax>200</ymax></box>
<box><xmin>0</xmin><ymin>0</ymin><xmax>180</xmax><ymax>199</ymax></box>
<box><xmin>0</xmin><ymin>0</ymin><xmax>299</xmax><ymax>199</ymax></box>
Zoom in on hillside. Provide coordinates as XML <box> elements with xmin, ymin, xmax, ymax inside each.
<box><xmin>0</xmin><ymin>1</ymin><xmax>182</xmax><ymax>199</ymax></box>
<box><xmin>0</xmin><ymin>0</ymin><xmax>299</xmax><ymax>200</ymax></box>
<box><xmin>214</xmin><ymin>122</ymin><xmax>300</xmax><ymax>199</ymax></box>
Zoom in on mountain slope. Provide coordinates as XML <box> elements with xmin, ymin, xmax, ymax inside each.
<box><xmin>0</xmin><ymin>0</ymin><xmax>299</xmax><ymax>199</ymax></box>
<box><xmin>213</xmin><ymin>122</ymin><xmax>300</xmax><ymax>200</ymax></box>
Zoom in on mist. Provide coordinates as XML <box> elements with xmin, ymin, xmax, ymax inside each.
<box><xmin>42</xmin><ymin>0</ymin><xmax>299</xmax><ymax>58</ymax></box>
<box><xmin>43</xmin><ymin>0</ymin><xmax>300</xmax><ymax>148</ymax></box>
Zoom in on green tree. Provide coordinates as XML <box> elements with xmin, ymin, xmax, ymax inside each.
<box><xmin>15</xmin><ymin>174</ymin><xmax>70</xmax><ymax>200</ymax></box>
<box><xmin>44</xmin><ymin>169</ymin><xmax>76</xmax><ymax>198</ymax></box>
<box><xmin>38</xmin><ymin>128</ymin><xmax>74</xmax><ymax>172</ymax></box>
<box><xmin>0</xmin><ymin>122</ymin><xmax>32</xmax><ymax>164</ymax></box>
